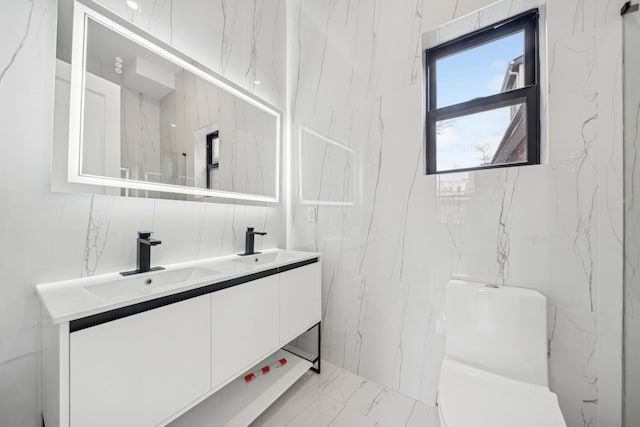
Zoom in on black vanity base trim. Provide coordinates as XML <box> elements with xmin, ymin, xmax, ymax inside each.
<box><xmin>70</xmin><ymin>257</ymin><xmax>319</xmax><ymax>333</ymax></box>
<box><xmin>309</xmin><ymin>321</ymin><xmax>321</xmax><ymax>374</ymax></box>
<box><xmin>279</xmin><ymin>259</ymin><xmax>319</xmax><ymax>273</ymax></box>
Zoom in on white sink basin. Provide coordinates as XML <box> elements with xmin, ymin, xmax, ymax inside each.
<box><xmin>37</xmin><ymin>248</ymin><xmax>320</xmax><ymax>323</ymax></box>
<box><xmin>232</xmin><ymin>251</ymin><xmax>298</xmax><ymax>267</ymax></box>
<box><xmin>83</xmin><ymin>267</ymin><xmax>219</xmax><ymax>299</ymax></box>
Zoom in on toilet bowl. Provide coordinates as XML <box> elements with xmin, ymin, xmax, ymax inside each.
<box><xmin>438</xmin><ymin>280</ymin><xmax>566</xmax><ymax>427</ymax></box>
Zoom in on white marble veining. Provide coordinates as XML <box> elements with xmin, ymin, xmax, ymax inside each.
<box><xmin>623</xmin><ymin>7</ymin><xmax>640</xmax><ymax>427</ymax></box>
<box><xmin>250</xmin><ymin>360</ymin><xmax>440</xmax><ymax>427</ymax></box>
<box><xmin>288</xmin><ymin>1</ymin><xmax>624</xmax><ymax>426</ymax></box>
<box><xmin>0</xmin><ymin>0</ymin><xmax>285</xmax><ymax>425</ymax></box>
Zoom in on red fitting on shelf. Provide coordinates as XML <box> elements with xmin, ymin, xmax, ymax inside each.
<box><xmin>279</xmin><ymin>358</ymin><xmax>287</xmax><ymax>366</ymax></box>
<box><xmin>244</xmin><ymin>373</ymin><xmax>255</xmax><ymax>383</ymax></box>
<box><xmin>261</xmin><ymin>366</ymin><xmax>270</xmax><ymax>374</ymax></box>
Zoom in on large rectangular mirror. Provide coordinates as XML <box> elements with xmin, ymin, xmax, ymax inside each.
<box><xmin>55</xmin><ymin>1</ymin><xmax>281</xmax><ymax>203</ymax></box>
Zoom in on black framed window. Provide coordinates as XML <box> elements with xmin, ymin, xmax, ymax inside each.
<box><xmin>424</xmin><ymin>9</ymin><xmax>540</xmax><ymax>174</ymax></box>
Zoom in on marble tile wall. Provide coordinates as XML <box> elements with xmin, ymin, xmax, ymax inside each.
<box><xmin>623</xmin><ymin>7</ymin><xmax>640</xmax><ymax>427</ymax></box>
<box><xmin>288</xmin><ymin>1</ymin><xmax>624</xmax><ymax>426</ymax></box>
<box><xmin>121</xmin><ymin>87</ymin><xmax>162</xmax><ymax>185</ymax></box>
<box><xmin>0</xmin><ymin>0</ymin><xmax>285</xmax><ymax>425</ymax></box>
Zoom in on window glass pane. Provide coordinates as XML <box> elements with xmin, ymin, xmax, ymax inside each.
<box><xmin>436</xmin><ymin>102</ymin><xmax>527</xmax><ymax>172</ymax></box>
<box><xmin>436</xmin><ymin>31</ymin><xmax>525</xmax><ymax>108</ymax></box>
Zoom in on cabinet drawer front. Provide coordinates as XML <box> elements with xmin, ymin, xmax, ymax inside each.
<box><xmin>280</xmin><ymin>262</ymin><xmax>321</xmax><ymax>345</ymax></box>
<box><xmin>70</xmin><ymin>296</ymin><xmax>211</xmax><ymax>427</ymax></box>
<box><xmin>210</xmin><ymin>275</ymin><xmax>280</xmax><ymax>388</ymax></box>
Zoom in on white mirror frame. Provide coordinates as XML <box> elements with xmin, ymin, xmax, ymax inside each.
<box><xmin>67</xmin><ymin>1</ymin><xmax>281</xmax><ymax>203</ymax></box>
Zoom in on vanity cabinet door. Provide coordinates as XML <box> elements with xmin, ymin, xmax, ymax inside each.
<box><xmin>279</xmin><ymin>262</ymin><xmax>321</xmax><ymax>345</ymax></box>
<box><xmin>210</xmin><ymin>275</ymin><xmax>280</xmax><ymax>389</ymax></box>
<box><xmin>69</xmin><ymin>296</ymin><xmax>211</xmax><ymax>427</ymax></box>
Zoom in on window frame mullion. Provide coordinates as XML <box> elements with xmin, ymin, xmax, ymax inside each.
<box><xmin>431</xmin><ymin>86</ymin><xmax>533</xmax><ymax>122</ymax></box>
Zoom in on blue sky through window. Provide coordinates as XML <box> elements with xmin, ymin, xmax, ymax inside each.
<box><xmin>436</xmin><ymin>31</ymin><xmax>524</xmax><ymax>107</ymax></box>
<box><xmin>435</xmin><ymin>31</ymin><xmax>525</xmax><ymax>172</ymax></box>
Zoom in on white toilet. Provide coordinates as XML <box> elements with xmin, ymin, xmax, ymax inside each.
<box><xmin>438</xmin><ymin>279</ymin><xmax>567</xmax><ymax>427</ymax></box>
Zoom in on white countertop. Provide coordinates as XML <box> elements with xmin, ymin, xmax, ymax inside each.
<box><xmin>36</xmin><ymin>248</ymin><xmax>320</xmax><ymax>324</ymax></box>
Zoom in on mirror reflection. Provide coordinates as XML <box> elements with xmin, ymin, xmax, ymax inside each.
<box><xmin>56</xmin><ymin>7</ymin><xmax>280</xmax><ymax>201</ymax></box>
<box><xmin>299</xmin><ymin>127</ymin><xmax>355</xmax><ymax>205</ymax></box>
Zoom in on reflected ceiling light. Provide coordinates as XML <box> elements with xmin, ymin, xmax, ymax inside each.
<box><xmin>254</xmin><ymin>80</ymin><xmax>261</xmax><ymax>85</ymax></box>
<box><xmin>125</xmin><ymin>0</ymin><xmax>139</xmax><ymax>11</ymax></box>
<box><xmin>114</xmin><ymin>57</ymin><xmax>123</xmax><ymax>75</ymax></box>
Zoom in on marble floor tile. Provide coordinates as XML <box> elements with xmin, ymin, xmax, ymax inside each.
<box><xmin>251</xmin><ymin>361</ymin><xmax>440</xmax><ymax>427</ymax></box>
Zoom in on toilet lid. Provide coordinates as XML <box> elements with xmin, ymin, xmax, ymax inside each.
<box><xmin>438</xmin><ymin>358</ymin><xmax>567</xmax><ymax>427</ymax></box>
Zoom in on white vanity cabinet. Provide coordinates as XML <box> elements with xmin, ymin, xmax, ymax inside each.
<box><xmin>69</xmin><ymin>295</ymin><xmax>211</xmax><ymax>427</ymax></box>
<box><xmin>39</xmin><ymin>252</ymin><xmax>321</xmax><ymax>427</ymax></box>
<box><xmin>279</xmin><ymin>263</ymin><xmax>321</xmax><ymax>345</ymax></box>
<box><xmin>210</xmin><ymin>275</ymin><xmax>280</xmax><ymax>388</ymax></box>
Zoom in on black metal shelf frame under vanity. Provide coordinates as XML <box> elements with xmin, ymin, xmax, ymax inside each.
<box><xmin>282</xmin><ymin>321</ymin><xmax>322</xmax><ymax>374</ymax></box>
<box><xmin>70</xmin><ymin>257</ymin><xmax>320</xmax><ymax>332</ymax></box>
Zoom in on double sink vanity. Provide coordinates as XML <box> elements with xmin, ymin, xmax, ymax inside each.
<box><xmin>42</xmin><ymin>0</ymin><xmax>313</xmax><ymax>424</ymax></box>
<box><xmin>37</xmin><ymin>245</ymin><xmax>321</xmax><ymax>427</ymax></box>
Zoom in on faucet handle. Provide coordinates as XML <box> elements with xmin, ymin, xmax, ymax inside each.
<box><xmin>138</xmin><ymin>231</ymin><xmax>153</xmax><ymax>239</ymax></box>
<box><xmin>246</xmin><ymin>227</ymin><xmax>266</xmax><ymax>236</ymax></box>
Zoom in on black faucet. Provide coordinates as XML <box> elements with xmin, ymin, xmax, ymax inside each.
<box><xmin>120</xmin><ymin>231</ymin><xmax>165</xmax><ymax>276</ymax></box>
<box><xmin>239</xmin><ymin>227</ymin><xmax>267</xmax><ymax>256</ymax></box>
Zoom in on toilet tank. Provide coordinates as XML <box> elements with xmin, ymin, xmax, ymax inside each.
<box><xmin>444</xmin><ymin>279</ymin><xmax>548</xmax><ymax>387</ymax></box>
